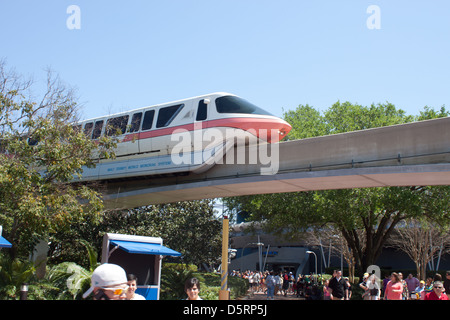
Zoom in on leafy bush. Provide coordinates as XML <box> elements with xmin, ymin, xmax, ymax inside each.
<box><xmin>160</xmin><ymin>263</ymin><xmax>197</xmax><ymax>300</ymax></box>
<box><xmin>159</xmin><ymin>263</ymin><xmax>248</xmax><ymax>300</ymax></box>
<box><xmin>0</xmin><ymin>254</ymin><xmax>57</xmax><ymax>300</ymax></box>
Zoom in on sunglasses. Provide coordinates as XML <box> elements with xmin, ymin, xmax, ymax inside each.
<box><xmin>101</xmin><ymin>285</ymin><xmax>129</xmax><ymax>296</ymax></box>
<box><xmin>433</xmin><ymin>286</ymin><xmax>443</xmax><ymax>289</ymax></box>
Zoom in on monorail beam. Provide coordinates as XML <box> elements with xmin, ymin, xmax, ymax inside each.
<box><xmin>102</xmin><ymin>117</ymin><xmax>450</xmax><ymax>208</ymax></box>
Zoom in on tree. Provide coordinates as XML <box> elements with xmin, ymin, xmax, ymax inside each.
<box><xmin>226</xmin><ymin>101</ymin><xmax>450</xmax><ymax>276</ymax></box>
<box><xmin>283</xmin><ymin>101</ymin><xmax>414</xmax><ymax>140</ymax></box>
<box><xmin>303</xmin><ymin>226</ymin><xmax>359</xmax><ymax>282</ymax></box>
<box><xmin>47</xmin><ymin>199</ymin><xmax>223</xmax><ymax>269</ymax></box>
<box><xmin>387</xmin><ymin>219</ymin><xmax>450</xmax><ymax>280</ymax></box>
<box><xmin>226</xmin><ymin>186</ymin><xmax>450</xmax><ymax>276</ymax></box>
<box><xmin>0</xmin><ymin>60</ymin><xmax>115</xmax><ymax>259</ymax></box>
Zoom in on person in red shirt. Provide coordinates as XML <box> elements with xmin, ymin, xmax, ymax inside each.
<box><xmin>384</xmin><ymin>272</ymin><xmax>403</xmax><ymax>300</ymax></box>
<box><xmin>424</xmin><ymin>281</ymin><xmax>448</xmax><ymax>300</ymax></box>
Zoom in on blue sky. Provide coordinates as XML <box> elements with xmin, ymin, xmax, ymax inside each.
<box><xmin>1</xmin><ymin>1</ymin><xmax>449</xmax><ymax>120</ymax></box>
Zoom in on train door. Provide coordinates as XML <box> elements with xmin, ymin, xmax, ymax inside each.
<box><xmin>195</xmin><ymin>98</ymin><xmax>208</xmax><ymax>123</ymax></box>
<box><xmin>125</xmin><ymin>112</ymin><xmax>143</xmax><ymax>154</ymax></box>
<box><xmin>193</xmin><ymin>98</ymin><xmax>209</xmax><ymax>154</ymax></box>
<box><xmin>192</xmin><ymin>97</ymin><xmax>233</xmax><ymax>169</ymax></box>
<box><xmin>138</xmin><ymin>109</ymin><xmax>155</xmax><ymax>154</ymax></box>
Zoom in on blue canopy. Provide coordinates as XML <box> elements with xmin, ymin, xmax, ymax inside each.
<box><xmin>110</xmin><ymin>240</ymin><xmax>181</xmax><ymax>257</ymax></box>
<box><xmin>0</xmin><ymin>236</ymin><xmax>12</xmax><ymax>248</ymax></box>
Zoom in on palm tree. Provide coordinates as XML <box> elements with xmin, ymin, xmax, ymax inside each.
<box><xmin>46</xmin><ymin>239</ymin><xmax>99</xmax><ymax>299</ymax></box>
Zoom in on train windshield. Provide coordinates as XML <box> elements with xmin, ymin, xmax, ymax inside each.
<box><xmin>215</xmin><ymin>96</ymin><xmax>273</xmax><ymax>116</ymax></box>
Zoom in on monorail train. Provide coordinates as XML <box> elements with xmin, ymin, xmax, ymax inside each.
<box><xmin>76</xmin><ymin>92</ymin><xmax>292</xmax><ymax>181</ymax></box>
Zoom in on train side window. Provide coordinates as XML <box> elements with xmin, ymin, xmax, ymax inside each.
<box><xmin>142</xmin><ymin>110</ymin><xmax>155</xmax><ymax>131</ymax></box>
<box><xmin>196</xmin><ymin>100</ymin><xmax>207</xmax><ymax>121</ymax></box>
<box><xmin>156</xmin><ymin>104</ymin><xmax>184</xmax><ymax>128</ymax></box>
<box><xmin>106</xmin><ymin>115</ymin><xmax>129</xmax><ymax>136</ymax></box>
<box><xmin>92</xmin><ymin>120</ymin><xmax>104</xmax><ymax>139</ymax></box>
<box><xmin>129</xmin><ymin>112</ymin><xmax>142</xmax><ymax>133</ymax></box>
<box><xmin>84</xmin><ymin>122</ymin><xmax>94</xmax><ymax>136</ymax></box>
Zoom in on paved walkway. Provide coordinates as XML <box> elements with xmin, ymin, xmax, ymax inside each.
<box><xmin>239</xmin><ymin>291</ymin><xmax>305</xmax><ymax>300</ymax></box>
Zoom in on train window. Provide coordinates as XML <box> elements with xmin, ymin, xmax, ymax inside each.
<box><xmin>106</xmin><ymin>115</ymin><xmax>129</xmax><ymax>136</ymax></box>
<box><xmin>84</xmin><ymin>122</ymin><xmax>94</xmax><ymax>136</ymax></box>
<box><xmin>196</xmin><ymin>100</ymin><xmax>208</xmax><ymax>121</ymax></box>
<box><xmin>92</xmin><ymin>120</ymin><xmax>104</xmax><ymax>139</ymax></box>
<box><xmin>215</xmin><ymin>95</ymin><xmax>273</xmax><ymax>116</ymax></box>
<box><xmin>129</xmin><ymin>112</ymin><xmax>142</xmax><ymax>133</ymax></box>
<box><xmin>142</xmin><ymin>110</ymin><xmax>155</xmax><ymax>131</ymax></box>
<box><xmin>156</xmin><ymin>104</ymin><xmax>184</xmax><ymax>128</ymax></box>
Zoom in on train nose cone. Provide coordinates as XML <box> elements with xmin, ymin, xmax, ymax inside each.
<box><xmin>277</xmin><ymin>121</ymin><xmax>292</xmax><ymax>141</ymax></box>
<box><xmin>242</xmin><ymin>118</ymin><xmax>292</xmax><ymax>143</ymax></box>
<box><xmin>266</xmin><ymin>120</ymin><xmax>291</xmax><ymax>143</ymax></box>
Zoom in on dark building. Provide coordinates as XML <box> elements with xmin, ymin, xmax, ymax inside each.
<box><xmin>229</xmin><ymin>220</ymin><xmax>450</xmax><ymax>278</ymax></box>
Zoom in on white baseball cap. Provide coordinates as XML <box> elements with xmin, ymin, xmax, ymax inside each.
<box><xmin>82</xmin><ymin>263</ymin><xmax>128</xmax><ymax>299</ymax></box>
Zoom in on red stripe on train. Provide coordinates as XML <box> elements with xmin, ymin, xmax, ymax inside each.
<box><xmin>122</xmin><ymin>117</ymin><xmax>291</xmax><ymax>143</ymax></box>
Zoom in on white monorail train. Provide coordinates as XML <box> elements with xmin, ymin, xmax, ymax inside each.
<box><xmin>76</xmin><ymin>92</ymin><xmax>292</xmax><ymax>181</ymax></box>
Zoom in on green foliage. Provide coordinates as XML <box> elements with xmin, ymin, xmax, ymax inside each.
<box><xmin>45</xmin><ymin>239</ymin><xmax>99</xmax><ymax>299</ymax></box>
<box><xmin>416</xmin><ymin>105</ymin><xmax>450</xmax><ymax>120</ymax></box>
<box><xmin>0</xmin><ymin>238</ymin><xmax>99</xmax><ymax>300</ymax></box>
<box><xmin>160</xmin><ymin>263</ymin><xmax>196</xmax><ymax>300</ymax></box>
<box><xmin>46</xmin><ymin>261</ymin><xmax>92</xmax><ymax>300</ymax></box>
<box><xmin>228</xmin><ymin>184</ymin><xmax>450</xmax><ymax>275</ymax></box>
<box><xmin>284</xmin><ymin>101</ymin><xmax>415</xmax><ymax>140</ymax></box>
<box><xmin>0</xmin><ymin>253</ymin><xmax>58</xmax><ymax>300</ymax></box>
<box><xmin>48</xmin><ymin>200</ymin><xmax>222</xmax><ymax>268</ymax></box>
<box><xmin>159</xmin><ymin>263</ymin><xmax>248</xmax><ymax>300</ymax></box>
<box><xmin>283</xmin><ymin>104</ymin><xmax>326</xmax><ymax>139</ymax></box>
<box><xmin>0</xmin><ymin>254</ymin><xmax>36</xmax><ymax>299</ymax></box>
<box><xmin>0</xmin><ymin>61</ymin><xmax>115</xmax><ymax>259</ymax></box>
<box><xmin>195</xmin><ymin>272</ymin><xmax>248</xmax><ymax>300</ymax></box>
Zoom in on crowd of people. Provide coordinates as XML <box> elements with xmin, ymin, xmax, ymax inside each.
<box><xmin>83</xmin><ymin>263</ymin><xmax>450</xmax><ymax>301</ymax></box>
<box><xmin>370</xmin><ymin>271</ymin><xmax>450</xmax><ymax>301</ymax></box>
<box><xmin>231</xmin><ymin>269</ymin><xmax>450</xmax><ymax>301</ymax></box>
<box><xmin>230</xmin><ymin>269</ymin><xmax>324</xmax><ymax>300</ymax></box>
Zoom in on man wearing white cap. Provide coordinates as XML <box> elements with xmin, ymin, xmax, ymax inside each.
<box><xmin>83</xmin><ymin>263</ymin><xmax>129</xmax><ymax>300</ymax></box>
